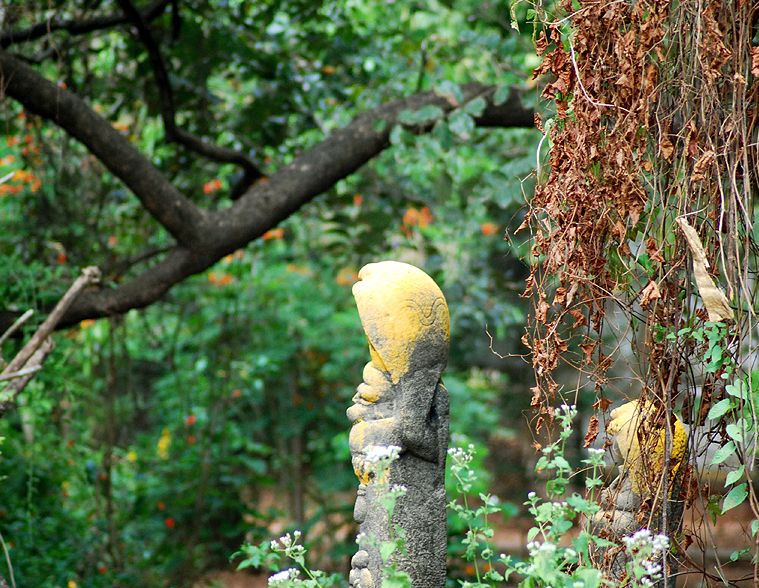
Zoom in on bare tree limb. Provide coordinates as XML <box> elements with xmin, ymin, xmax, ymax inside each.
<box><xmin>2</xmin><ymin>267</ymin><xmax>100</xmax><ymax>377</ymax></box>
<box><xmin>0</xmin><ymin>43</ymin><xmax>533</xmax><ymax>327</ymax></box>
<box><xmin>0</xmin><ymin>0</ymin><xmax>171</xmax><ymax>48</ymax></box>
<box><xmin>0</xmin><ymin>49</ymin><xmax>207</xmax><ymax>246</ymax></box>
<box><xmin>54</xmin><ymin>85</ymin><xmax>534</xmax><ymax>326</ymax></box>
<box><xmin>0</xmin><ymin>309</ymin><xmax>33</xmax><ymax>351</ymax></box>
<box><xmin>0</xmin><ymin>339</ymin><xmax>53</xmax><ymax>415</ymax></box>
<box><xmin>116</xmin><ymin>0</ymin><xmax>263</xmax><ymax>184</ymax></box>
<box><xmin>0</xmin><ymin>267</ymin><xmax>100</xmax><ymax>412</ymax></box>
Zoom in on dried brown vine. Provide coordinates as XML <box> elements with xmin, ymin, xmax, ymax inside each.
<box><xmin>527</xmin><ymin>0</ymin><xmax>759</xmax><ymax>582</ymax></box>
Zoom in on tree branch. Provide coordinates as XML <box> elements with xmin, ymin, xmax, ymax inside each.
<box><xmin>116</xmin><ymin>0</ymin><xmax>263</xmax><ymax>185</ymax></box>
<box><xmin>0</xmin><ymin>0</ymin><xmax>171</xmax><ymax>48</ymax></box>
<box><xmin>217</xmin><ymin>83</ymin><xmax>534</xmax><ymax>249</ymax></box>
<box><xmin>0</xmin><ymin>48</ymin><xmax>207</xmax><ymax>246</ymax></box>
<box><xmin>53</xmin><ymin>84</ymin><xmax>534</xmax><ymax>325</ymax></box>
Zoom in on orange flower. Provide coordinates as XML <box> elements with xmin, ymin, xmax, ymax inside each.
<box><xmin>6</xmin><ymin>136</ymin><xmax>20</xmax><ymax>147</ymax></box>
<box><xmin>403</xmin><ymin>207</ymin><xmax>419</xmax><ymax>226</ymax></box>
<box><xmin>262</xmin><ymin>227</ymin><xmax>284</xmax><ymax>240</ymax></box>
<box><xmin>321</xmin><ymin>65</ymin><xmax>336</xmax><ymax>74</ymax></box>
<box><xmin>164</xmin><ymin>517</ymin><xmax>175</xmax><ymax>529</ymax></box>
<box><xmin>335</xmin><ymin>267</ymin><xmax>359</xmax><ymax>286</ymax></box>
<box><xmin>107</xmin><ymin>235</ymin><xmax>118</xmax><ymax>247</ymax></box>
<box><xmin>185</xmin><ymin>415</ymin><xmax>197</xmax><ymax>426</ymax></box>
<box><xmin>57</xmin><ymin>252</ymin><xmax>67</xmax><ymax>265</ymax></box>
<box><xmin>402</xmin><ymin>207</ymin><xmax>433</xmax><ymax>228</ymax></box>
<box><xmin>231</xmin><ymin>389</ymin><xmax>242</xmax><ymax>398</ymax></box>
<box><xmin>208</xmin><ymin>272</ymin><xmax>234</xmax><ymax>286</ymax></box>
<box><xmin>480</xmin><ymin>222</ymin><xmax>499</xmax><ymax>236</ymax></box>
<box><xmin>80</xmin><ymin>319</ymin><xmax>95</xmax><ymax>329</ymax></box>
<box><xmin>418</xmin><ymin>207</ymin><xmax>433</xmax><ymax>228</ymax></box>
<box><xmin>157</xmin><ymin>501</ymin><xmax>166</xmax><ymax>511</ymax></box>
<box><xmin>202</xmin><ymin>178</ymin><xmax>223</xmax><ymax>194</ymax></box>
<box><xmin>97</xmin><ymin>565</ymin><xmax>107</xmax><ymax>575</ymax></box>
<box><xmin>353</xmin><ymin>193</ymin><xmax>363</xmax><ymax>206</ymax></box>
<box><xmin>186</xmin><ymin>435</ymin><xmax>197</xmax><ymax>445</ymax></box>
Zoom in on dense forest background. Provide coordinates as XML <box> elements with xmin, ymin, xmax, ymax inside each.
<box><xmin>0</xmin><ymin>1</ymin><xmax>542</xmax><ymax>586</ymax></box>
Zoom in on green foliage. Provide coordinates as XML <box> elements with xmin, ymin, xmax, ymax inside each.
<box><xmin>0</xmin><ymin>0</ymin><xmax>542</xmax><ymax>585</ymax></box>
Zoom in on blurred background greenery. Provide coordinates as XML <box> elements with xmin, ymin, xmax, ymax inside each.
<box><xmin>0</xmin><ymin>0</ymin><xmax>546</xmax><ymax>585</ymax></box>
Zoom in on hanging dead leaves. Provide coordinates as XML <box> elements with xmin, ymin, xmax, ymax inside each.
<box><xmin>525</xmin><ymin>0</ymin><xmax>670</xmax><ymax>416</ymax></box>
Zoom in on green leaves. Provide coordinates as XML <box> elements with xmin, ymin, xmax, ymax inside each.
<box><xmin>493</xmin><ymin>85</ymin><xmax>511</xmax><ymax>106</ymax></box>
<box><xmin>710</xmin><ymin>441</ymin><xmax>736</xmax><ymax>466</ymax></box>
<box><xmin>398</xmin><ymin>105</ymin><xmax>444</xmax><ymax>125</ymax></box>
<box><xmin>725</xmin><ymin>465</ymin><xmax>745</xmax><ymax>486</ymax></box>
<box><xmin>707</xmin><ymin>397</ymin><xmax>735</xmax><ymax>420</ymax></box>
<box><xmin>722</xmin><ymin>483</ymin><xmax>748</xmax><ymax>514</ymax></box>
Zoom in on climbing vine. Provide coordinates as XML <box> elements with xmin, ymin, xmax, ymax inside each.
<box><xmin>526</xmin><ymin>0</ymin><xmax>758</xmax><ymax>582</ymax></box>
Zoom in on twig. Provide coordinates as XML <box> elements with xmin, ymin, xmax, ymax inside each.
<box><xmin>0</xmin><ymin>0</ymin><xmax>171</xmax><ymax>48</ymax></box>
<box><xmin>0</xmin><ymin>267</ymin><xmax>100</xmax><ymax>412</ymax></box>
<box><xmin>116</xmin><ymin>0</ymin><xmax>262</xmax><ymax>184</ymax></box>
<box><xmin>0</xmin><ymin>528</ymin><xmax>14</xmax><ymax>588</ymax></box>
<box><xmin>0</xmin><ymin>309</ymin><xmax>34</xmax><ymax>349</ymax></box>
<box><xmin>0</xmin><ymin>365</ymin><xmax>42</xmax><ymax>382</ymax></box>
<box><xmin>1</xmin><ymin>267</ymin><xmax>99</xmax><ymax>377</ymax></box>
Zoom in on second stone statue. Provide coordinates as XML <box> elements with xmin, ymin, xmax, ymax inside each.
<box><xmin>347</xmin><ymin>261</ymin><xmax>450</xmax><ymax>588</ymax></box>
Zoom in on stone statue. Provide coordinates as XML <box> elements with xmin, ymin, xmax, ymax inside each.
<box><xmin>594</xmin><ymin>400</ymin><xmax>687</xmax><ymax>572</ymax></box>
<box><xmin>347</xmin><ymin>261</ymin><xmax>450</xmax><ymax>588</ymax></box>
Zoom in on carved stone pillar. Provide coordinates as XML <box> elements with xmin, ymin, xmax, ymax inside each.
<box><xmin>347</xmin><ymin>261</ymin><xmax>449</xmax><ymax>588</ymax></box>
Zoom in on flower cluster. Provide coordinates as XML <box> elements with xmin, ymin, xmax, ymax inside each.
<box><xmin>447</xmin><ymin>444</ymin><xmax>475</xmax><ymax>464</ymax></box>
<box><xmin>364</xmin><ymin>444</ymin><xmax>401</xmax><ymax>463</ymax></box>
<box><xmin>622</xmin><ymin>529</ymin><xmax>670</xmax><ymax>588</ymax></box>
<box><xmin>268</xmin><ymin>568</ymin><xmax>300</xmax><ymax>585</ymax></box>
<box><xmin>271</xmin><ymin>531</ymin><xmax>302</xmax><ymax>551</ymax></box>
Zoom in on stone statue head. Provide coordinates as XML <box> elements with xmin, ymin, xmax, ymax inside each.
<box><xmin>352</xmin><ymin>261</ymin><xmax>449</xmax><ymax>384</ymax></box>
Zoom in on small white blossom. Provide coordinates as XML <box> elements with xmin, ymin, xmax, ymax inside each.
<box><xmin>587</xmin><ymin>447</ymin><xmax>605</xmax><ymax>456</ymax></box>
<box><xmin>652</xmin><ymin>533</ymin><xmax>670</xmax><ymax>553</ymax></box>
<box><xmin>268</xmin><ymin>568</ymin><xmax>300</xmax><ymax>585</ymax></box>
<box><xmin>364</xmin><ymin>445</ymin><xmax>401</xmax><ymax>463</ymax></box>
<box><xmin>527</xmin><ymin>491</ymin><xmax>537</xmax><ymax>500</ymax></box>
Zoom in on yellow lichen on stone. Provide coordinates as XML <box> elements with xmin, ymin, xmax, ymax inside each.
<box><xmin>607</xmin><ymin>400</ymin><xmax>687</xmax><ymax>494</ymax></box>
<box><xmin>352</xmin><ymin>261</ymin><xmax>449</xmax><ymax>384</ymax></box>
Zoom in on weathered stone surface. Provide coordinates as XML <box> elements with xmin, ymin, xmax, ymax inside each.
<box><xmin>593</xmin><ymin>400</ymin><xmax>687</xmax><ymax>573</ymax></box>
<box><xmin>348</xmin><ymin>261</ymin><xmax>449</xmax><ymax>588</ymax></box>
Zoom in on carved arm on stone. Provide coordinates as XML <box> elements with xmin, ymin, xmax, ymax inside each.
<box><xmin>348</xmin><ymin>261</ymin><xmax>450</xmax><ymax>588</ymax></box>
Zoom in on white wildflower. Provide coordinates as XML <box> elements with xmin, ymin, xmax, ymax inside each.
<box><xmin>364</xmin><ymin>445</ymin><xmax>401</xmax><ymax>463</ymax></box>
<box><xmin>268</xmin><ymin>568</ymin><xmax>299</xmax><ymax>585</ymax></box>
<box><xmin>652</xmin><ymin>533</ymin><xmax>670</xmax><ymax>553</ymax></box>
